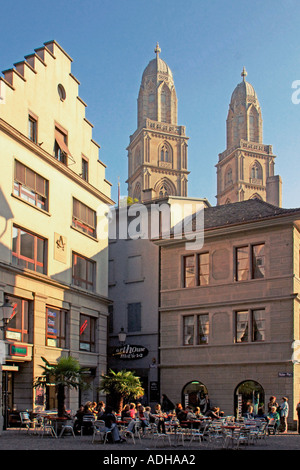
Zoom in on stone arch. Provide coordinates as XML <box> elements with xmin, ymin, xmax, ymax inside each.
<box><xmin>154</xmin><ymin>177</ymin><xmax>176</xmax><ymax>198</ymax></box>
<box><xmin>250</xmin><ymin>160</ymin><xmax>263</xmax><ymax>181</ymax></box>
<box><xmin>132</xmin><ymin>182</ymin><xmax>142</xmax><ymax>201</ymax></box>
<box><xmin>159</xmin><ymin>141</ymin><xmax>172</xmax><ymax>165</ymax></box>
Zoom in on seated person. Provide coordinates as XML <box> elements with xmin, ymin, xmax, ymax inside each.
<box><xmin>154</xmin><ymin>404</ymin><xmax>167</xmax><ymax>434</ymax></box>
<box><xmin>205</xmin><ymin>407</ymin><xmax>223</xmax><ymax>420</ymax></box>
<box><xmin>267</xmin><ymin>406</ymin><xmax>280</xmax><ymax>433</ymax></box>
<box><xmin>102</xmin><ymin>406</ymin><xmax>125</xmax><ymax>443</ymax></box>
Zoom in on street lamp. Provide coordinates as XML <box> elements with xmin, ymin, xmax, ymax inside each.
<box><xmin>118</xmin><ymin>327</ymin><xmax>126</xmax><ymax>344</ymax></box>
<box><xmin>0</xmin><ymin>297</ymin><xmax>14</xmax><ymax>330</ymax></box>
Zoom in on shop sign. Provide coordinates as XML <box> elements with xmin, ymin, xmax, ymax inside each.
<box><xmin>9</xmin><ymin>344</ymin><xmax>28</xmax><ymax>357</ymax></box>
<box><xmin>112</xmin><ymin>344</ymin><xmax>148</xmax><ymax>360</ymax></box>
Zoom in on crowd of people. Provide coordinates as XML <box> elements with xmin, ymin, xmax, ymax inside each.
<box><xmin>70</xmin><ymin>393</ymin><xmax>297</xmax><ymax>442</ymax></box>
<box><xmin>242</xmin><ymin>396</ymin><xmax>290</xmax><ymax>434</ymax></box>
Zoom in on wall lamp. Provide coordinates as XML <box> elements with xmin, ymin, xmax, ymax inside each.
<box><xmin>118</xmin><ymin>327</ymin><xmax>127</xmax><ymax>344</ymax></box>
<box><xmin>0</xmin><ymin>297</ymin><xmax>14</xmax><ymax>330</ymax></box>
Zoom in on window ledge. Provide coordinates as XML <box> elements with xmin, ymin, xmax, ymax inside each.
<box><xmin>11</xmin><ymin>193</ymin><xmax>51</xmax><ymax>216</ymax></box>
<box><xmin>70</xmin><ymin>225</ymin><xmax>98</xmax><ymax>242</ymax></box>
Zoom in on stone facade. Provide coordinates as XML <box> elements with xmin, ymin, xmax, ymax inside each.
<box><xmin>154</xmin><ymin>199</ymin><xmax>300</xmax><ymax>428</ymax></box>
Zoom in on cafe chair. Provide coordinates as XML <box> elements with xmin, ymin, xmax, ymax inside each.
<box><xmin>40</xmin><ymin>417</ymin><xmax>58</xmax><ymax>438</ymax></box>
<box><xmin>19</xmin><ymin>412</ymin><xmax>35</xmax><ymax>433</ymax></box>
<box><xmin>59</xmin><ymin>420</ymin><xmax>76</xmax><ymax>438</ymax></box>
<box><xmin>92</xmin><ymin>420</ymin><xmax>112</xmax><ymax>444</ymax></box>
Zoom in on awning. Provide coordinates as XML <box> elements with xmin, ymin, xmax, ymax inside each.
<box><xmin>55</xmin><ymin>129</ymin><xmax>75</xmax><ymax>164</ymax></box>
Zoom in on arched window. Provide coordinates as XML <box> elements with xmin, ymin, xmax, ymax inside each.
<box><xmin>250</xmin><ymin>161</ymin><xmax>262</xmax><ymax>181</ymax></box>
<box><xmin>159</xmin><ymin>143</ymin><xmax>172</xmax><ymax>164</ymax></box>
<box><xmin>234</xmin><ymin>380</ymin><xmax>265</xmax><ymax>419</ymax></box>
<box><xmin>132</xmin><ymin>182</ymin><xmax>141</xmax><ymax>202</ymax></box>
<box><xmin>225</xmin><ymin>167</ymin><xmax>233</xmax><ymax>186</ymax></box>
<box><xmin>181</xmin><ymin>381</ymin><xmax>208</xmax><ymax>411</ymax></box>
<box><xmin>155</xmin><ymin>178</ymin><xmax>175</xmax><ymax>198</ymax></box>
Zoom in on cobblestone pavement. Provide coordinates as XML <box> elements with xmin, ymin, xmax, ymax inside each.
<box><xmin>0</xmin><ymin>428</ymin><xmax>299</xmax><ymax>452</ymax></box>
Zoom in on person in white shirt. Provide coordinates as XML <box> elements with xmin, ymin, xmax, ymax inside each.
<box><xmin>280</xmin><ymin>397</ymin><xmax>289</xmax><ymax>433</ymax></box>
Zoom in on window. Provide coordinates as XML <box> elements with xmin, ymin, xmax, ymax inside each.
<box><xmin>12</xmin><ymin>226</ymin><xmax>46</xmax><ymax>274</ymax></box>
<box><xmin>79</xmin><ymin>314</ymin><xmax>95</xmax><ymax>352</ymax></box>
<box><xmin>235</xmin><ymin>243</ymin><xmax>265</xmax><ymax>281</ymax></box>
<box><xmin>72</xmin><ymin>198</ymin><xmax>96</xmax><ymax>238</ymax></box>
<box><xmin>14</xmin><ymin>160</ymin><xmax>48</xmax><ymax>211</ymax></box>
<box><xmin>54</xmin><ymin>127</ymin><xmax>69</xmax><ymax>164</ymax></box>
<box><xmin>198</xmin><ymin>253</ymin><xmax>209</xmax><ymax>286</ymax></box>
<box><xmin>160</xmin><ymin>144</ymin><xmax>170</xmax><ymax>162</ymax></box>
<box><xmin>46</xmin><ymin>307</ymin><xmax>67</xmax><ymax>348</ymax></box>
<box><xmin>235</xmin><ymin>309</ymin><xmax>265</xmax><ymax>343</ymax></box>
<box><xmin>81</xmin><ymin>156</ymin><xmax>89</xmax><ymax>181</ymax></box>
<box><xmin>5</xmin><ymin>295</ymin><xmax>29</xmax><ymax>343</ymax></box>
<box><xmin>183</xmin><ymin>314</ymin><xmax>209</xmax><ymax>345</ymax></box>
<box><xmin>184</xmin><ymin>255</ymin><xmax>195</xmax><ymax>287</ymax></box>
<box><xmin>72</xmin><ymin>252</ymin><xmax>95</xmax><ymax>291</ymax></box>
<box><xmin>28</xmin><ymin>114</ymin><xmax>37</xmax><ymax>143</ymax></box>
<box><xmin>127</xmin><ymin>302</ymin><xmax>141</xmax><ymax>332</ymax></box>
<box><xmin>183</xmin><ymin>253</ymin><xmax>210</xmax><ymax>287</ymax></box>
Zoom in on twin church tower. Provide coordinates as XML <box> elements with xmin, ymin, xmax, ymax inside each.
<box><xmin>127</xmin><ymin>44</ymin><xmax>282</xmax><ymax>207</ymax></box>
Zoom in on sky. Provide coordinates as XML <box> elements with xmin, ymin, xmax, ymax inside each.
<box><xmin>1</xmin><ymin>0</ymin><xmax>300</xmax><ymax>208</ymax></box>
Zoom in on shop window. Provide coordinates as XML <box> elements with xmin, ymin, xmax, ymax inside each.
<box><xmin>46</xmin><ymin>306</ymin><xmax>68</xmax><ymax>348</ymax></box>
<box><xmin>183</xmin><ymin>314</ymin><xmax>209</xmax><ymax>345</ymax></box>
<box><xmin>12</xmin><ymin>225</ymin><xmax>47</xmax><ymax>274</ymax></box>
<box><xmin>72</xmin><ymin>198</ymin><xmax>96</xmax><ymax>238</ymax></box>
<box><xmin>5</xmin><ymin>295</ymin><xmax>29</xmax><ymax>343</ymax></box>
<box><xmin>72</xmin><ymin>252</ymin><xmax>95</xmax><ymax>292</ymax></box>
<box><xmin>235</xmin><ymin>243</ymin><xmax>265</xmax><ymax>281</ymax></box>
<box><xmin>79</xmin><ymin>314</ymin><xmax>96</xmax><ymax>352</ymax></box>
<box><xmin>235</xmin><ymin>309</ymin><xmax>265</xmax><ymax>343</ymax></box>
<box><xmin>14</xmin><ymin>160</ymin><xmax>48</xmax><ymax>211</ymax></box>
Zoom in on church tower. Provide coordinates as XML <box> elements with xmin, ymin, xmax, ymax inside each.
<box><xmin>216</xmin><ymin>67</ymin><xmax>282</xmax><ymax>206</ymax></box>
<box><xmin>127</xmin><ymin>44</ymin><xmax>189</xmax><ymax>202</ymax></box>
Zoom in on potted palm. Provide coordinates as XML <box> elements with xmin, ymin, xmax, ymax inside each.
<box><xmin>99</xmin><ymin>369</ymin><xmax>144</xmax><ymax>413</ymax></box>
<box><xmin>33</xmin><ymin>356</ymin><xmax>88</xmax><ymax>418</ymax></box>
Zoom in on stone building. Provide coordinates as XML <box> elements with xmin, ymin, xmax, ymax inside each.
<box><xmin>0</xmin><ymin>41</ymin><xmax>113</xmax><ymax>429</ymax></box>
<box><xmin>216</xmin><ymin>67</ymin><xmax>282</xmax><ymax>206</ymax></box>
<box><xmin>153</xmin><ymin>198</ymin><xmax>300</xmax><ymax>428</ymax></box>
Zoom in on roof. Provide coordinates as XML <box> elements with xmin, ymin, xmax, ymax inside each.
<box><xmin>181</xmin><ymin>199</ymin><xmax>300</xmax><ymax>234</ymax></box>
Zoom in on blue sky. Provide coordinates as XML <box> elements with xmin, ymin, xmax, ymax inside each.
<box><xmin>1</xmin><ymin>0</ymin><xmax>300</xmax><ymax>208</ymax></box>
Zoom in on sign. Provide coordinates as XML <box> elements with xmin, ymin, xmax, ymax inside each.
<box><xmin>112</xmin><ymin>344</ymin><xmax>148</xmax><ymax>360</ymax></box>
<box><xmin>150</xmin><ymin>381</ymin><xmax>160</xmax><ymax>402</ymax></box>
<box><xmin>278</xmin><ymin>372</ymin><xmax>293</xmax><ymax>378</ymax></box>
<box><xmin>9</xmin><ymin>344</ymin><xmax>28</xmax><ymax>357</ymax></box>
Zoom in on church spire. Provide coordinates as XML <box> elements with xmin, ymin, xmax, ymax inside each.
<box><xmin>241</xmin><ymin>66</ymin><xmax>247</xmax><ymax>82</ymax></box>
<box><xmin>154</xmin><ymin>42</ymin><xmax>161</xmax><ymax>59</ymax></box>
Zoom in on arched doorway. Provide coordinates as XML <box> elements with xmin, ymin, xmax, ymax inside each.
<box><xmin>234</xmin><ymin>380</ymin><xmax>265</xmax><ymax>419</ymax></box>
<box><xmin>181</xmin><ymin>381</ymin><xmax>208</xmax><ymax>411</ymax></box>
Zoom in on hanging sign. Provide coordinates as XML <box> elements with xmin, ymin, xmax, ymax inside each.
<box><xmin>112</xmin><ymin>344</ymin><xmax>148</xmax><ymax>360</ymax></box>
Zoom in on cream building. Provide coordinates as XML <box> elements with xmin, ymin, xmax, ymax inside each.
<box><xmin>154</xmin><ymin>199</ymin><xmax>300</xmax><ymax>428</ymax></box>
<box><xmin>0</xmin><ymin>40</ymin><xmax>113</xmax><ymax>429</ymax></box>
<box><xmin>127</xmin><ymin>44</ymin><xmax>189</xmax><ymax>202</ymax></box>
<box><xmin>216</xmin><ymin>68</ymin><xmax>282</xmax><ymax>206</ymax></box>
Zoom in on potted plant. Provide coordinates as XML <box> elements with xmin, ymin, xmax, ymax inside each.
<box><xmin>99</xmin><ymin>369</ymin><xmax>144</xmax><ymax>413</ymax></box>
